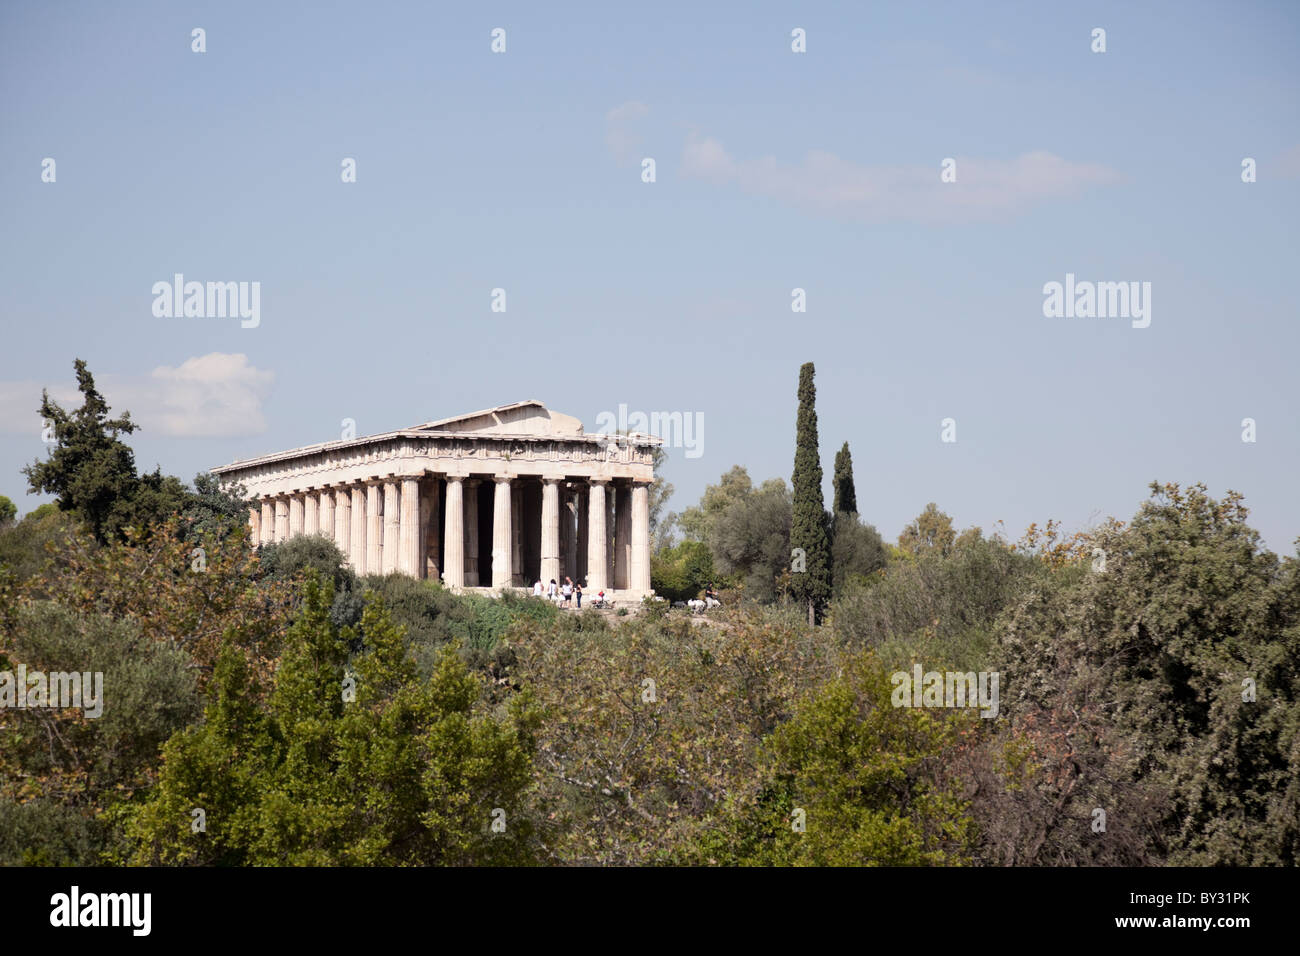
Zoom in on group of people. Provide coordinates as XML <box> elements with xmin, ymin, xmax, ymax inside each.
<box><xmin>527</xmin><ymin>579</ymin><xmax>722</xmax><ymax>611</ymax></box>
<box><xmin>532</xmin><ymin>576</ymin><xmax>586</xmax><ymax>608</ymax></box>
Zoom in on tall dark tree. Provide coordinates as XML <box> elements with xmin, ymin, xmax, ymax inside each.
<box><xmin>23</xmin><ymin>359</ymin><xmax>140</xmax><ymax>544</ymax></box>
<box><xmin>832</xmin><ymin>442</ymin><xmax>858</xmax><ymax>517</ymax></box>
<box><xmin>21</xmin><ymin>360</ymin><xmax>229</xmax><ymax>544</ymax></box>
<box><xmin>789</xmin><ymin>363</ymin><xmax>832</xmax><ymax>625</ymax></box>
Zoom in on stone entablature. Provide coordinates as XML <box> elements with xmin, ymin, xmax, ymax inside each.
<box><xmin>210</xmin><ymin>401</ymin><xmax>660</xmax><ymax>598</ymax></box>
<box><xmin>221</xmin><ymin>432</ymin><xmax>655</xmax><ymax>499</ymax></box>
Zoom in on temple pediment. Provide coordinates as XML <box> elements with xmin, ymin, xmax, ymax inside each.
<box><xmin>414</xmin><ymin>401</ymin><xmax>585</xmax><ymax>438</ymax></box>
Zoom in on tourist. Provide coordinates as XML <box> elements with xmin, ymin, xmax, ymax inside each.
<box><xmin>547</xmin><ymin>579</ymin><xmax>558</xmax><ymax>601</ymax></box>
<box><xmin>561</xmin><ymin>578</ymin><xmax>573</xmax><ymax>606</ymax></box>
<box><xmin>574</xmin><ymin>582</ymin><xmax>582</xmax><ymax>608</ymax></box>
<box><xmin>532</xmin><ymin>579</ymin><xmax>543</xmax><ymax>597</ymax></box>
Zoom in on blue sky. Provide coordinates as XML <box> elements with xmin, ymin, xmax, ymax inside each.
<box><xmin>2</xmin><ymin>0</ymin><xmax>1298</xmax><ymax>551</ymax></box>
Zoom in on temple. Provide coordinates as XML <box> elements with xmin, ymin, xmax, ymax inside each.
<box><xmin>210</xmin><ymin>401</ymin><xmax>659</xmax><ymax>598</ymax></box>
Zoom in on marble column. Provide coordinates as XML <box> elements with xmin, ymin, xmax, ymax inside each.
<box><xmin>335</xmin><ymin>488</ymin><xmax>352</xmax><ymax>558</ymax></box>
<box><xmin>289</xmin><ymin>495</ymin><xmax>305</xmax><ymax>537</ymax></box>
<box><xmin>464</xmin><ymin>479</ymin><xmax>480</xmax><ymax>586</ymax></box>
<box><xmin>382</xmin><ymin>481</ymin><xmax>400</xmax><ymax>574</ymax></box>
<box><xmin>247</xmin><ymin>506</ymin><xmax>260</xmax><ymax>546</ymax></box>
<box><xmin>631</xmin><ymin>481</ymin><xmax>651</xmax><ymax>591</ymax></box>
<box><xmin>586</xmin><ymin>480</ymin><xmax>607</xmax><ymax>592</ymax></box>
<box><xmin>607</xmin><ymin>485</ymin><xmax>618</xmax><ymax>589</ymax></box>
<box><xmin>319</xmin><ymin>489</ymin><xmax>334</xmax><ymax>541</ymax></box>
<box><xmin>399</xmin><ymin>477</ymin><xmax>421</xmax><ymax>578</ymax></box>
<box><xmin>541</xmin><ymin>478</ymin><xmax>560</xmax><ymax>585</ymax></box>
<box><xmin>259</xmin><ymin>500</ymin><xmax>273</xmax><ymax>545</ymax></box>
<box><xmin>511</xmin><ymin>482</ymin><xmax>523</xmax><ymax>585</ymax></box>
<box><xmin>304</xmin><ymin>492</ymin><xmax>319</xmax><ymax>535</ymax></box>
<box><xmin>275</xmin><ymin>498</ymin><xmax>289</xmax><ymax>541</ymax></box>
<box><xmin>366</xmin><ymin>483</ymin><xmax>383</xmax><ymax>574</ymax></box>
<box><xmin>443</xmin><ymin>477</ymin><xmax>465</xmax><ymax>588</ymax></box>
<box><xmin>491</xmin><ymin>476</ymin><xmax>513</xmax><ymax>589</ymax></box>
<box><xmin>350</xmin><ymin>486</ymin><xmax>367</xmax><ymax>573</ymax></box>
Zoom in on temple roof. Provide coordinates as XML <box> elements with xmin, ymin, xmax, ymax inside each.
<box><xmin>410</xmin><ymin>400</ymin><xmax>585</xmax><ymax>437</ymax></box>
<box><xmin>211</xmin><ymin>401</ymin><xmax>659</xmax><ymax>474</ymax></box>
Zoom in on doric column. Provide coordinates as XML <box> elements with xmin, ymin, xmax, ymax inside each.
<box><xmin>399</xmin><ymin>477</ymin><xmax>421</xmax><ymax>578</ymax></box>
<box><xmin>319</xmin><ymin>489</ymin><xmax>334</xmax><ymax>541</ymax></box>
<box><xmin>260</xmin><ymin>500</ymin><xmax>274</xmax><ymax>545</ymax></box>
<box><xmin>586</xmin><ymin>480</ymin><xmax>608</xmax><ymax>592</ymax></box>
<box><xmin>631</xmin><ymin>481</ymin><xmax>651</xmax><ymax>591</ymax></box>
<box><xmin>443</xmin><ymin>477</ymin><xmax>465</xmax><ymax>588</ymax></box>
<box><xmin>275</xmin><ymin>498</ymin><xmax>289</xmax><ymax>541</ymax></box>
<box><xmin>289</xmin><ymin>495</ymin><xmax>305</xmax><ymax>537</ymax></box>
<box><xmin>366</xmin><ymin>483</ymin><xmax>383</xmax><ymax>574</ymax></box>
<box><xmin>491</xmin><ymin>476</ymin><xmax>513</xmax><ymax>589</ymax></box>
<box><xmin>606</xmin><ymin>487</ymin><xmax>616</xmax><ymax>588</ymax></box>
<box><xmin>382</xmin><ymin>481</ymin><xmax>400</xmax><ymax>574</ymax></box>
<box><xmin>421</xmin><ymin>478</ymin><xmax>438</xmax><ymax>580</ymax></box>
<box><xmin>511</xmin><ymin>482</ymin><xmax>523</xmax><ymax>585</ymax></box>
<box><xmin>247</xmin><ymin>506</ymin><xmax>260</xmax><ymax>547</ymax></box>
<box><xmin>541</xmin><ymin>478</ymin><xmax>561</xmax><ymax>585</ymax></box>
<box><xmin>335</xmin><ymin>488</ymin><xmax>351</xmax><ymax>558</ymax></box>
<box><xmin>349</xmin><ymin>486</ymin><xmax>367</xmax><ymax>573</ymax></box>
<box><xmin>304</xmin><ymin>492</ymin><xmax>319</xmax><ymax>535</ymax></box>
<box><xmin>464</xmin><ymin>479</ymin><xmax>480</xmax><ymax>586</ymax></box>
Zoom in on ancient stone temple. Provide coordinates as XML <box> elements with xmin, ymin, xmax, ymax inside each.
<box><xmin>210</xmin><ymin>401</ymin><xmax>659</xmax><ymax>598</ymax></box>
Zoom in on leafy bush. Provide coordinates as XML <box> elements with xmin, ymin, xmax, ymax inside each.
<box><xmin>833</xmin><ymin>535</ymin><xmax>1039</xmax><ymax>657</ymax></box>
<box><xmin>682</xmin><ymin>652</ymin><xmax>976</xmax><ymax>866</ymax></box>
<box><xmin>127</xmin><ymin>579</ymin><xmax>541</xmax><ymax>865</ymax></box>
<box><xmin>0</xmin><ymin>602</ymin><xmax>201</xmax><ymax>863</ymax></box>
<box><xmin>651</xmin><ymin>539</ymin><xmax>716</xmax><ymax>602</ymax></box>
<box><xmin>0</xmin><ymin>798</ymin><xmax>106</xmax><ymax>866</ymax></box>
<box><xmin>995</xmin><ymin>483</ymin><xmax>1300</xmax><ymax>866</ymax></box>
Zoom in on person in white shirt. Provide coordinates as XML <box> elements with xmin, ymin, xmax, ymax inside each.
<box><xmin>533</xmin><ymin>580</ymin><xmax>543</xmax><ymax>597</ymax></box>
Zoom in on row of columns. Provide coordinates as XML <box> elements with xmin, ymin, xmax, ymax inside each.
<box><xmin>251</xmin><ymin>478</ymin><xmax>429</xmax><ymax>579</ymax></box>
<box><xmin>248</xmin><ymin>475</ymin><xmax>652</xmax><ymax>592</ymax></box>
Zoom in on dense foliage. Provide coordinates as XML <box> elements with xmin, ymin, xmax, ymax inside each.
<box><xmin>4</xmin><ymin>362</ymin><xmax>1296</xmax><ymax>867</ymax></box>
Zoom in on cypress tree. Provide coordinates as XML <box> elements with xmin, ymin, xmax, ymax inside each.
<box><xmin>832</xmin><ymin>441</ymin><xmax>857</xmax><ymax>516</ymax></box>
<box><xmin>790</xmin><ymin>363</ymin><xmax>832</xmax><ymax>625</ymax></box>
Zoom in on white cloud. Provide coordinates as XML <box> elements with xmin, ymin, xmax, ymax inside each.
<box><xmin>0</xmin><ymin>353</ymin><xmax>274</xmax><ymax>438</ymax></box>
<box><xmin>0</xmin><ymin>382</ymin><xmax>80</xmax><ymax>437</ymax></box>
<box><xmin>137</xmin><ymin>353</ymin><xmax>274</xmax><ymax>437</ymax></box>
<box><xmin>681</xmin><ymin>134</ymin><xmax>1123</xmax><ymax>223</ymax></box>
<box><xmin>606</xmin><ymin>100</ymin><xmax>649</xmax><ymax>166</ymax></box>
